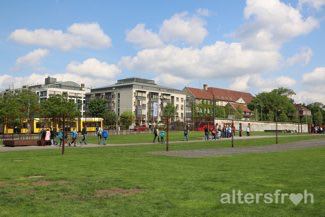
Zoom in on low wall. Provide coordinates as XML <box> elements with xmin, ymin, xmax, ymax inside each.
<box><xmin>214</xmin><ymin>119</ymin><xmax>308</xmax><ymax>133</ymax></box>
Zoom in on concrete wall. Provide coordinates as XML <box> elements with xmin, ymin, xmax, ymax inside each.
<box><xmin>214</xmin><ymin>119</ymin><xmax>308</xmax><ymax>133</ymax></box>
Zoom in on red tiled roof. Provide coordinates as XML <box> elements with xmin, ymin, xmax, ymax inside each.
<box><xmin>228</xmin><ymin>102</ymin><xmax>251</xmax><ymax>113</ymax></box>
<box><xmin>185</xmin><ymin>87</ymin><xmax>213</xmax><ymax>100</ymax></box>
<box><xmin>207</xmin><ymin>87</ymin><xmax>254</xmax><ymax>104</ymax></box>
<box><xmin>185</xmin><ymin>86</ymin><xmax>254</xmax><ymax>104</ymax></box>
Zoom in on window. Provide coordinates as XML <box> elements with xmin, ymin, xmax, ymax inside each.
<box><xmin>176</xmin><ymin>97</ymin><xmax>179</xmax><ymax>102</ymax></box>
<box><xmin>181</xmin><ymin>98</ymin><xmax>184</xmax><ymax>103</ymax></box>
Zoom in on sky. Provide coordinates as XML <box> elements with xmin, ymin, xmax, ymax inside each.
<box><xmin>0</xmin><ymin>0</ymin><xmax>324</xmax><ymax>104</ymax></box>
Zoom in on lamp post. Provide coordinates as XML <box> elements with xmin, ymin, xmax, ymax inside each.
<box><xmin>231</xmin><ymin>118</ymin><xmax>234</xmax><ymax>148</ymax></box>
<box><xmin>275</xmin><ymin>109</ymin><xmax>280</xmax><ymax>144</ymax></box>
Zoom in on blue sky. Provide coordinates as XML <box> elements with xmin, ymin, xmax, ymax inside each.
<box><xmin>0</xmin><ymin>0</ymin><xmax>324</xmax><ymax>103</ymax></box>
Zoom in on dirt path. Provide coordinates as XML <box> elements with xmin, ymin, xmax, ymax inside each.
<box><xmin>152</xmin><ymin>139</ymin><xmax>325</xmax><ymax>158</ymax></box>
<box><xmin>0</xmin><ymin>135</ymin><xmax>323</xmax><ymax>153</ymax></box>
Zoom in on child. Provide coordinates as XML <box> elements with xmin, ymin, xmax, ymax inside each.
<box><xmin>57</xmin><ymin>129</ymin><xmax>64</xmax><ymax>147</ymax></box>
<box><xmin>159</xmin><ymin>129</ymin><xmax>166</xmax><ymax>144</ymax></box>
<box><xmin>101</xmin><ymin>129</ymin><xmax>109</xmax><ymax>145</ymax></box>
<box><xmin>69</xmin><ymin>129</ymin><xmax>78</xmax><ymax>147</ymax></box>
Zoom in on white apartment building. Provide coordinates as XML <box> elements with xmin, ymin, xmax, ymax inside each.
<box><xmin>86</xmin><ymin>78</ymin><xmax>186</xmax><ymax>125</ymax></box>
<box><xmin>2</xmin><ymin>76</ymin><xmax>89</xmax><ymax>116</ymax></box>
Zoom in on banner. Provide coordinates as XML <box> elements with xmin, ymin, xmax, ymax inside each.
<box><xmin>152</xmin><ymin>102</ymin><xmax>158</xmax><ymax>117</ymax></box>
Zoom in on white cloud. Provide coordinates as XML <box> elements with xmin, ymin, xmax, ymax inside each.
<box><xmin>294</xmin><ymin>91</ymin><xmax>325</xmax><ymax>104</ymax></box>
<box><xmin>298</xmin><ymin>0</ymin><xmax>325</xmax><ymax>10</ymax></box>
<box><xmin>159</xmin><ymin>12</ymin><xmax>208</xmax><ymax>46</ymax></box>
<box><xmin>286</xmin><ymin>47</ymin><xmax>313</xmax><ymax>66</ymax></box>
<box><xmin>155</xmin><ymin>73</ymin><xmax>190</xmax><ymax>88</ymax></box>
<box><xmin>16</xmin><ymin>48</ymin><xmax>49</xmax><ymax>66</ymax></box>
<box><xmin>9</xmin><ymin>23</ymin><xmax>111</xmax><ymax>51</ymax></box>
<box><xmin>196</xmin><ymin>8</ymin><xmax>210</xmax><ymax>17</ymax></box>
<box><xmin>66</xmin><ymin>58</ymin><xmax>121</xmax><ymax>79</ymax></box>
<box><xmin>236</xmin><ymin>0</ymin><xmax>319</xmax><ymax>50</ymax></box>
<box><xmin>302</xmin><ymin>67</ymin><xmax>325</xmax><ymax>85</ymax></box>
<box><xmin>126</xmin><ymin>24</ymin><xmax>164</xmax><ymax>48</ymax></box>
<box><xmin>230</xmin><ymin>74</ymin><xmax>296</xmax><ymax>92</ymax></box>
<box><xmin>121</xmin><ymin>42</ymin><xmax>281</xmax><ymax>79</ymax></box>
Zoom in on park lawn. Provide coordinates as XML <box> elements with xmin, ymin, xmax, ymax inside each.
<box><xmin>0</xmin><ymin>135</ymin><xmax>324</xmax><ymax>216</ymax></box>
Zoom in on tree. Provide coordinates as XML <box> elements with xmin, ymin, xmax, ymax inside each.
<box><xmin>103</xmin><ymin>111</ymin><xmax>118</xmax><ymax>127</ymax></box>
<box><xmin>215</xmin><ymin>106</ymin><xmax>226</xmax><ymax>118</ymax></box>
<box><xmin>88</xmin><ymin>98</ymin><xmax>107</xmax><ymax>118</ymax></box>
<box><xmin>0</xmin><ymin>93</ymin><xmax>22</xmax><ymax>132</ymax></box>
<box><xmin>162</xmin><ymin>103</ymin><xmax>176</xmax><ymax>152</ymax></box>
<box><xmin>119</xmin><ymin>111</ymin><xmax>135</xmax><ymax>129</ymax></box>
<box><xmin>314</xmin><ymin>110</ymin><xmax>323</xmax><ymax>125</ymax></box>
<box><xmin>279</xmin><ymin>111</ymin><xmax>288</xmax><ymax>122</ymax></box>
<box><xmin>248</xmin><ymin>87</ymin><xmax>297</xmax><ymax>122</ymax></box>
<box><xmin>17</xmin><ymin>90</ymin><xmax>40</xmax><ymax>133</ymax></box>
<box><xmin>40</xmin><ymin>95</ymin><xmax>80</xmax><ymax>155</ymax></box>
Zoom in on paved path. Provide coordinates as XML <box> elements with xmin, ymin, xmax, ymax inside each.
<box><xmin>152</xmin><ymin>139</ymin><xmax>325</xmax><ymax>158</ymax></box>
<box><xmin>0</xmin><ymin>134</ymin><xmax>323</xmax><ymax>153</ymax></box>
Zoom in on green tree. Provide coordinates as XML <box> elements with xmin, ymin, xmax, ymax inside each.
<box><xmin>88</xmin><ymin>98</ymin><xmax>107</xmax><ymax>118</ymax></box>
<box><xmin>0</xmin><ymin>93</ymin><xmax>22</xmax><ymax>132</ymax></box>
<box><xmin>279</xmin><ymin>111</ymin><xmax>288</xmax><ymax>122</ymax></box>
<box><xmin>215</xmin><ymin>106</ymin><xmax>226</xmax><ymax>118</ymax></box>
<box><xmin>267</xmin><ymin>111</ymin><xmax>274</xmax><ymax>121</ymax></box>
<box><xmin>314</xmin><ymin>110</ymin><xmax>323</xmax><ymax>125</ymax></box>
<box><xmin>163</xmin><ymin>103</ymin><xmax>177</xmax><ymax>118</ymax></box>
<box><xmin>103</xmin><ymin>111</ymin><xmax>118</xmax><ymax>127</ymax></box>
<box><xmin>119</xmin><ymin>111</ymin><xmax>135</xmax><ymax>129</ymax></box>
<box><xmin>248</xmin><ymin>87</ymin><xmax>297</xmax><ymax>122</ymax></box>
<box><xmin>40</xmin><ymin>95</ymin><xmax>80</xmax><ymax>155</ymax></box>
<box><xmin>17</xmin><ymin>90</ymin><xmax>40</xmax><ymax>132</ymax></box>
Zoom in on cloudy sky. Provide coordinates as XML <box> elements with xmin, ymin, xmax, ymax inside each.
<box><xmin>0</xmin><ymin>0</ymin><xmax>324</xmax><ymax>104</ymax></box>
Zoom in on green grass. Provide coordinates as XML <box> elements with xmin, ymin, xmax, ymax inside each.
<box><xmin>0</xmin><ymin>135</ymin><xmax>324</xmax><ymax>216</ymax></box>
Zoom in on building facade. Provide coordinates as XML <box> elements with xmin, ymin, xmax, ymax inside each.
<box><xmin>183</xmin><ymin>84</ymin><xmax>254</xmax><ymax>122</ymax></box>
<box><xmin>1</xmin><ymin>76</ymin><xmax>89</xmax><ymax>116</ymax></box>
<box><xmin>86</xmin><ymin>78</ymin><xmax>186</xmax><ymax>125</ymax></box>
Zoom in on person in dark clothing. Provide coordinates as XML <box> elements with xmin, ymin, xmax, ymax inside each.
<box><xmin>184</xmin><ymin>126</ymin><xmax>189</xmax><ymax>141</ymax></box>
<box><xmin>153</xmin><ymin>127</ymin><xmax>159</xmax><ymax>143</ymax></box>
<box><xmin>81</xmin><ymin>126</ymin><xmax>87</xmax><ymax>145</ymax></box>
<box><xmin>50</xmin><ymin>128</ymin><xmax>56</xmax><ymax>146</ymax></box>
<box><xmin>40</xmin><ymin>127</ymin><xmax>46</xmax><ymax>146</ymax></box>
<box><xmin>204</xmin><ymin>127</ymin><xmax>209</xmax><ymax>141</ymax></box>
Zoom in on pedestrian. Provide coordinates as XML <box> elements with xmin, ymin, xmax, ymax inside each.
<box><xmin>101</xmin><ymin>129</ymin><xmax>109</xmax><ymax>145</ymax></box>
<box><xmin>69</xmin><ymin>129</ymin><xmax>78</xmax><ymax>147</ymax></box>
<box><xmin>159</xmin><ymin>129</ymin><xmax>166</xmax><ymax>144</ymax></box>
<box><xmin>45</xmin><ymin>128</ymin><xmax>51</xmax><ymax>146</ymax></box>
<box><xmin>211</xmin><ymin>128</ymin><xmax>217</xmax><ymax>140</ymax></box>
<box><xmin>50</xmin><ymin>128</ymin><xmax>56</xmax><ymax>146</ymax></box>
<box><xmin>246</xmin><ymin>125</ymin><xmax>250</xmax><ymax>136</ymax></box>
<box><xmin>40</xmin><ymin>127</ymin><xmax>46</xmax><ymax>146</ymax></box>
<box><xmin>58</xmin><ymin>128</ymin><xmax>64</xmax><ymax>147</ymax></box>
<box><xmin>97</xmin><ymin>127</ymin><xmax>103</xmax><ymax>144</ymax></box>
<box><xmin>184</xmin><ymin>126</ymin><xmax>189</xmax><ymax>141</ymax></box>
<box><xmin>80</xmin><ymin>126</ymin><xmax>87</xmax><ymax>145</ymax></box>
<box><xmin>153</xmin><ymin>127</ymin><xmax>159</xmax><ymax>143</ymax></box>
<box><xmin>204</xmin><ymin>126</ymin><xmax>209</xmax><ymax>140</ymax></box>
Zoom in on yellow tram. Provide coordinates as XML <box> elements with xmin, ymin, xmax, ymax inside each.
<box><xmin>2</xmin><ymin>117</ymin><xmax>103</xmax><ymax>134</ymax></box>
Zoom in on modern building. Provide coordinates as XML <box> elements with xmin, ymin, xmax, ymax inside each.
<box><xmin>1</xmin><ymin>76</ymin><xmax>89</xmax><ymax>116</ymax></box>
<box><xmin>183</xmin><ymin>84</ymin><xmax>254</xmax><ymax>121</ymax></box>
<box><xmin>85</xmin><ymin>77</ymin><xmax>187</xmax><ymax>125</ymax></box>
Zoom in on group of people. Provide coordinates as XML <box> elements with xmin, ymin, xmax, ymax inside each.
<box><xmin>152</xmin><ymin>127</ymin><xmax>166</xmax><ymax>144</ymax></box>
<box><xmin>39</xmin><ymin>126</ymin><xmax>88</xmax><ymax>147</ymax></box>
<box><xmin>95</xmin><ymin>126</ymin><xmax>109</xmax><ymax>145</ymax></box>
<box><xmin>203</xmin><ymin>123</ymin><xmax>251</xmax><ymax>141</ymax></box>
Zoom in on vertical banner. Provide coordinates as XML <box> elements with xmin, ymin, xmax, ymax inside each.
<box><xmin>152</xmin><ymin>102</ymin><xmax>158</xmax><ymax>117</ymax></box>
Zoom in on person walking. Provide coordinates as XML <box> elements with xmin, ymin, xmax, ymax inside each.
<box><xmin>80</xmin><ymin>126</ymin><xmax>87</xmax><ymax>145</ymax></box>
<box><xmin>101</xmin><ymin>129</ymin><xmax>109</xmax><ymax>145</ymax></box>
<box><xmin>246</xmin><ymin>125</ymin><xmax>250</xmax><ymax>136</ymax></box>
<box><xmin>183</xmin><ymin>126</ymin><xmax>189</xmax><ymax>141</ymax></box>
<box><xmin>97</xmin><ymin>127</ymin><xmax>103</xmax><ymax>144</ymax></box>
<box><xmin>69</xmin><ymin>129</ymin><xmax>78</xmax><ymax>147</ymax></box>
<box><xmin>40</xmin><ymin>127</ymin><xmax>46</xmax><ymax>146</ymax></box>
<box><xmin>50</xmin><ymin>128</ymin><xmax>56</xmax><ymax>146</ymax></box>
<box><xmin>159</xmin><ymin>129</ymin><xmax>166</xmax><ymax>144</ymax></box>
<box><xmin>153</xmin><ymin>127</ymin><xmax>159</xmax><ymax>143</ymax></box>
<box><xmin>45</xmin><ymin>128</ymin><xmax>51</xmax><ymax>146</ymax></box>
<box><xmin>58</xmin><ymin>129</ymin><xmax>64</xmax><ymax>147</ymax></box>
<box><xmin>204</xmin><ymin>126</ymin><xmax>209</xmax><ymax>141</ymax></box>
<box><xmin>211</xmin><ymin>127</ymin><xmax>217</xmax><ymax>140</ymax></box>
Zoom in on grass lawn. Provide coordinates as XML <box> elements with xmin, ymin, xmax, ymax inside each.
<box><xmin>0</xmin><ymin>135</ymin><xmax>324</xmax><ymax>216</ymax></box>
